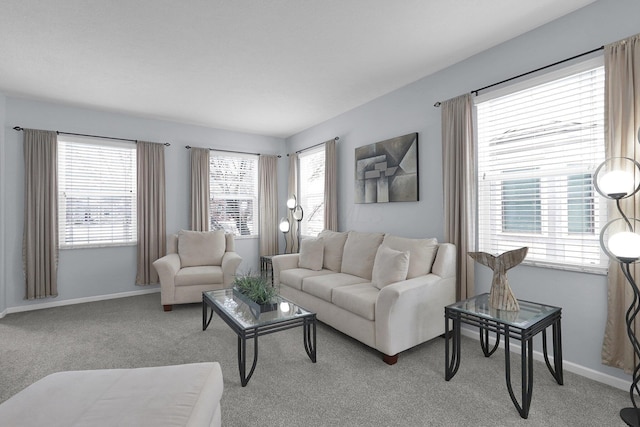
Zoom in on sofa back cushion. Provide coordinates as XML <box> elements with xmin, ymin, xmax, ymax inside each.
<box><xmin>341</xmin><ymin>231</ymin><xmax>384</xmax><ymax>280</ymax></box>
<box><xmin>381</xmin><ymin>235</ymin><xmax>438</xmax><ymax>279</ymax></box>
<box><xmin>318</xmin><ymin>230</ymin><xmax>348</xmax><ymax>272</ymax></box>
<box><xmin>372</xmin><ymin>246</ymin><xmax>410</xmax><ymax>289</ymax></box>
<box><xmin>298</xmin><ymin>238</ymin><xmax>324</xmax><ymax>271</ymax></box>
<box><xmin>178</xmin><ymin>230</ymin><xmax>226</xmax><ymax>267</ymax></box>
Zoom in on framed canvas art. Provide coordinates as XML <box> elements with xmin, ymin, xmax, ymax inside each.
<box><xmin>354</xmin><ymin>132</ymin><xmax>418</xmax><ymax>203</ymax></box>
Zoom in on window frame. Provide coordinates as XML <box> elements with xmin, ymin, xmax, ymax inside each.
<box><xmin>57</xmin><ymin>135</ymin><xmax>137</xmax><ymax>249</ymax></box>
<box><xmin>208</xmin><ymin>151</ymin><xmax>259</xmax><ymax>238</ymax></box>
<box><xmin>474</xmin><ymin>56</ymin><xmax>607</xmax><ymax>274</ymax></box>
<box><xmin>298</xmin><ymin>145</ymin><xmax>326</xmax><ymax>238</ymax></box>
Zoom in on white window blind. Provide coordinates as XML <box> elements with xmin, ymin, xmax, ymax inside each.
<box><xmin>209</xmin><ymin>151</ymin><xmax>258</xmax><ymax>237</ymax></box>
<box><xmin>299</xmin><ymin>145</ymin><xmax>325</xmax><ymax>237</ymax></box>
<box><xmin>475</xmin><ymin>59</ymin><xmax>606</xmax><ymax>273</ymax></box>
<box><xmin>58</xmin><ymin>136</ymin><xmax>136</xmax><ymax>248</ymax></box>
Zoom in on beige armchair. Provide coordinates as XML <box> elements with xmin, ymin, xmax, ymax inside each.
<box><xmin>153</xmin><ymin>230</ymin><xmax>242</xmax><ymax>311</ymax></box>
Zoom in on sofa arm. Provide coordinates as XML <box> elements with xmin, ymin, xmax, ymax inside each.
<box><xmin>221</xmin><ymin>252</ymin><xmax>242</xmax><ymax>287</ymax></box>
<box><xmin>272</xmin><ymin>254</ymin><xmax>300</xmax><ymax>286</ymax></box>
<box><xmin>153</xmin><ymin>254</ymin><xmax>181</xmax><ymax>305</ymax></box>
<box><xmin>375</xmin><ymin>274</ymin><xmax>456</xmax><ymax>357</ymax></box>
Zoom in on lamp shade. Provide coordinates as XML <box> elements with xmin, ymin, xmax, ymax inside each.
<box><xmin>593</xmin><ymin>157</ymin><xmax>640</xmax><ymax>200</ymax></box>
<box><xmin>600</xmin><ymin>217</ymin><xmax>640</xmax><ymax>263</ymax></box>
<box><xmin>279</xmin><ymin>217</ymin><xmax>290</xmax><ymax>233</ymax></box>
<box><xmin>292</xmin><ymin>205</ymin><xmax>304</xmax><ymax>221</ymax></box>
<box><xmin>286</xmin><ymin>196</ymin><xmax>296</xmax><ymax>209</ymax></box>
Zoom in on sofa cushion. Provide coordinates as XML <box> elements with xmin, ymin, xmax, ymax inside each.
<box><xmin>331</xmin><ymin>283</ymin><xmax>379</xmax><ymax>321</ymax></box>
<box><xmin>175</xmin><ymin>266</ymin><xmax>223</xmax><ymax>286</ymax></box>
<box><xmin>381</xmin><ymin>235</ymin><xmax>438</xmax><ymax>279</ymax></box>
<box><xmin>318</xmin><ymin>230</ymin><xmax>348</xmax><ymax>272</ymax></box>
<box><xmin>340</xmin><ymin>231</ymin><xmax>384</xmax><ymax>280</ymax></box>
<box><xmin>298</xmin><ymin>238</ymin><xmax>324</xmax><ymax>271</ymax></box>
<box><xmin>280</xmin><ymin>268</ymin><xmax>334</xmax><ymax>291</ymax></box>
<box><xmin>372</xmin><ymin>246</ymin><xmax>410</xmax><ymax>290</ymax></box>
<box><xmin>302</xmin><ymin>273</ymin><xmax>369</xmax><ymax>302</ymax></box>
<box><xmin>178</xmin><ymin>230</ymin><xmax>226</xmax><ymax>267</ymax></box>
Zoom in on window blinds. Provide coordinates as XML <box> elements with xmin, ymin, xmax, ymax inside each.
<box><xmin>299</xmin><ymin>145</ymin><xmax>325</xmax><ymax>237</ymax></box>
<box><xmin>58</xmin><ymin>137</ymin><xmax>136</xmax><ymax>247</ymax></box>
<box><xmin>475</xmin><ymin>61</ymin><xmax>606</xmax><ymax>272</ymax></box>
<box><xmin>209</xmin><ymin>151</ymin><xmax>258</xmax><ymax>236</ymax></box>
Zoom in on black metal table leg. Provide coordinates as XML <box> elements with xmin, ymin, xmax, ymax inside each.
<box><xmin>303</xmin><ymin>317</ymin><xmax>317</xmax><ymax>362</ymax></box>
<box><xmin>479</xmin><ymin>319</ymin><xmax>500</xmax><ymax>357</ymax></box>
<box><xmin>202</xmin><ymin>300</ymin><xmax>214</xmax><ymax>331</ymax></box>
<box><xmin>542</xmin><ymin>319</ymin><xmax>564</xmax><ymax>385</ymax></box>
<box><xmin>238</xmin><ymin>334</ymin><xmax>259</xmax><ymax>387</ymax></box>
<box><xmin>445</xmin><ymin>314</ymin><xmax>461</xmax><ymax>381</ymax></box>
<box><xmin>503</xmin><ymin>326</ymin><xmax>534</xmax><ymax>419</ymax></box>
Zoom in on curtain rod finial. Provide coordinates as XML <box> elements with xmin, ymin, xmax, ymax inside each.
<box><xmin>335</xmin><ymin>136</ymin><xmax>339</xmax><ymax>141</ymax></box>
<box><xmin>13</xmin><ymin>126</ymin><xmax>23</xmax><ymax>131</ymax></box>
<box><xmin>434</xmin><ymin>102</ymin><xmax>441</xmax><ymax>107</ymax></box>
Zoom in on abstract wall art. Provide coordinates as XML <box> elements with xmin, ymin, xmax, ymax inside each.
<box><xmin>354</xmin><ymin>133</ymin><xmax>418</xmax><ymax>203</ymax></box>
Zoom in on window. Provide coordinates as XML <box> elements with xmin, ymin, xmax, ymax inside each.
<box><xmin>298</xmin><ymin>145</ymin><xmax>325</xmax><ymax>237</ymax></box>
<box><xmin>209</xmin><ymin>151</ymin><xmax>258</xmax><ymax>237</ymax></box>
<box><xmin>476</xmin><ymin>58</ymin><xmax>606</xmax><ymax>272</ymax></box>
<box><xmin>58</xmin><ymin>136</ymin><xmax>136</xmax><ymax>248</ymax></box>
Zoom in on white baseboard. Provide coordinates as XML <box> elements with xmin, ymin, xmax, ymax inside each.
<box><xmin>460</xmin><ymin>328</ymin><xmax>631</xmax><ymax>392</ymax></box>
<box><xmin>1</xmin><ymin>288</ymin><xmax>160</xmax><ymax>317</ymax></box>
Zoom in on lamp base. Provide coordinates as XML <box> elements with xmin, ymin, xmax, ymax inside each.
<box><xmin>621</xmin><ymin>408</ymin><xmax>640</xmax><ymax>426</ymax></box>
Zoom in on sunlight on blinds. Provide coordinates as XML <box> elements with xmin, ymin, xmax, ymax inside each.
<box><xmin>209</xmin><ymin>151</ymin><xmax>259</xmax><ymax>236</ymax></box>
<box><xmin>299</xmin><ymin>145</ymin><xmax>325</xmax><ymax>237</ymax></box>
<box><xmin>58</xmin><ymin>137</ymin><xmax>136</xmax><ymax>248</ymax></box>
<box><xmin>476</xmin><ymin>61</ymin><xmax>606</xmax><ymax>273</ymax></box>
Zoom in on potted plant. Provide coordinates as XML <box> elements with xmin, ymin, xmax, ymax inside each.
<box><xmin>232</xmin><ymin>273</ymin><xmax>279</xmax><ymax>317</ymax></box>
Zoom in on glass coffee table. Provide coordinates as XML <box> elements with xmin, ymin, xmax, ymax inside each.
<box><xmin>202</xmin><ymin>288</ymin><xmax>316</xmax><ymax>386</ymax></box>
<box><xmin>444</xmin><ymin>293</ymin><xmax>563</xmax><ymax>419</ymax></box>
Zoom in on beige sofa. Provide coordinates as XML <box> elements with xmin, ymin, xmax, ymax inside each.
<box><xmin>153</xmin><ymin>230</ymin><xmax>242</xmax><ymax>311</ymax></box>
<box><xmin>0</xmin><ymin>363</ymin><xmax>224</xmax><ymax>427</ymax></box>
<box><xmin>273</xmin><ymin>230</ymin><xmax>456</xmax><ymax>364</ymax></box>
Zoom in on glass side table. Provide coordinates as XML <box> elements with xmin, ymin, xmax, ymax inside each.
<box><xmin>444</xmin><ymin>293</ymin><xmax>563</xmax><ymax>419</ymax></box>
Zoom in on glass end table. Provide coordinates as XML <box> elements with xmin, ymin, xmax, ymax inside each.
<box><xmin>202</xmin><ymin>288</ymin><xmax>316</xmax><ymax>386</ymax></box>
<box><xmin>444</xmin><ymin>293</ymin><xmax>563</xmax><ymax>419</ymax></box>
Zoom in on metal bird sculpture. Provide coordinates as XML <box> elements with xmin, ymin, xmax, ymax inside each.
<box><xmin>468</xmin><ymin>247</ymin><xmax>528</xmax><ymax>311</ymax></box>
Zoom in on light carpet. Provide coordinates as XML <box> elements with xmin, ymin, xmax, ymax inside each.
<box><xmin>0</xmin><ymin>293</ymin><xmax>630</xmax><ymax>426</ymax></box>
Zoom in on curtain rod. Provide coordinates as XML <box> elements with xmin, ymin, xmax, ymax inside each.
<box><xmin>13</xmin><ymin>126</ymin><xmax>171</xmax><ymax>146</ymax></box>
<box><xmin>433</xmin><ymin>45</ymin><xmax>604</xmax><ymax>107</ymax></box>
<box><xmin>185</xmin><ymin>145</ymin><xmax>281</xmax><ymax>158</ymax></box>
<box><xmin>292</xmin><ymin>136</ymin><xmax>339</xmax><ymax>155</ymax></box>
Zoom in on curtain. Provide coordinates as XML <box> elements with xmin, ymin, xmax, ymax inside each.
<box><xmin>441</xmin><ymin>93</ymin><xmax>476</xmax><ymax>301</ymax></box>
<box><xmin>23</xmin><ymin>129</ymin><xmax>58</xmax><ymax>299</ymax></box>
<box><xmin>324</xmin><ymin>139</ymin><xmax>338</xmax><ymax>231</ymax></box>
<box><xmin>287</xmin><ymin>153</ymin><xmax>299</xmax><ymax>253</ymax></box>
<box><xmin>259</xmin><ymin>155</ymin><xmax>279</xmax><ymax>256</ymax></box>
<box><xmin>190</xmin><ymin>147</ymin><xmax>210</xmax><ymax>231</ymax></box>
<box><xmin>136</xmin><ymin>141</ymin><xmax>166</xmax><ymax>285</ymax></box>
<box><xmin>602</xmin><ymin>34</ymin><xmax>640</xmax><ymax>373</ymax></box>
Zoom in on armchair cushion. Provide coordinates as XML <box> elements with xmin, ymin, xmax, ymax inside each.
<box><xmin>175</xmin><ymin>266</ymin><xmax>223</xmax><ymax>287</ymax></box>
<box><xmin>178</xmin><ymin>230</ymin><xmax>225</xmax><ymax>267</ymax></box>
<box><xmin>298</xmin><ymin>238</ymin><xmax>324</xmax><ymax>271</ymax></box>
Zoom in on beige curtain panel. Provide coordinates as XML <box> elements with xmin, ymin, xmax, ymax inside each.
<box><xmin>324</xmin><ymin>139</ymin><xmax>338</xmax><ymax>231</ymax></box>
<box><xmin>136</xmin><ymin>141</ymin><xmax>166</xmax><ymax>285</ymax></box>
<box><xmin>286</xmin><ymin>153</ymin><xmax>299</xmax><ymax>253</ymax></box>
<box><xmin>190</xmin><ymin>147</ymin><xmax>210</xmax><ymax>231</ymax></box>
<box><xmin>441</xmin><ymin>93</ymin><xmax>476</xmax><ymax>301</ymax></box>
<box><xmin>259</xmin><ymin>155</ymin><xmax>279</xmax><ymax>256</ymax></box>
<box><xmin>601</xmin><ymin>33</ymin><xmax>640</xmax><ymax>374</ymax></box>
<box><xmin>23</xmin><ymin>129</ymin><xmax>59</xmax><ymax>299</ymax></box>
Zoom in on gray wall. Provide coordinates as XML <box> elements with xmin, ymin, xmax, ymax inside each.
<box><xmin>0</xmin><ymin>94</ymin><xmax>6</xmax><ymax>315</ymax></box>
<box><xmin>2</xmin><ymin>97</ymin><xmax>286</xmax><ymax>312</ymax></box>
<box><xmin>286</xmin><ymin>0</ymin><xmax>639</xmax><ymax>384</ymax></box>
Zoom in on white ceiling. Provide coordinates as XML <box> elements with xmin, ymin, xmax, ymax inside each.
<box><xmin>0</xmin><ymin>1</ymin><xmax>596</xmax><ymax>138</ymax></box>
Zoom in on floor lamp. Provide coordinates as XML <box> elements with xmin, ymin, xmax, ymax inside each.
<box><xmin>279</xmin><ymin>217</ymin><xmax>290</xmax><ymax>254</ymax></box>
<box><xmin>594</xmin><ymin>149</ymin><xmax>640</xmax><ymax>427</ymax></box>
<box><xmin>286</xmin><ymin>195</ymin><xmax>304</xmax><ymax>253</ymax></box>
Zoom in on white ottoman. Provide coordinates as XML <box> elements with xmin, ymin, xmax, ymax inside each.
<box><xmin>0</xmin><ymin>362</ymin><xmax>223</xmax><ymax>427</ymax></box>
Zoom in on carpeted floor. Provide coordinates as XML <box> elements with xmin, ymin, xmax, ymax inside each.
<box><xmin>0</xmin><ymin>293</ymin><xmax>630</xmax><ymax>426</ymax></box>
